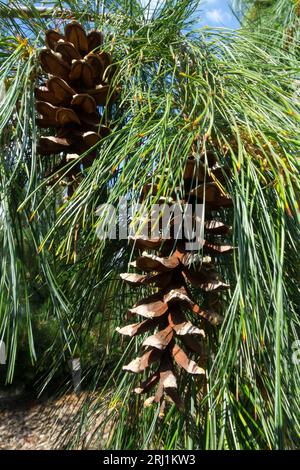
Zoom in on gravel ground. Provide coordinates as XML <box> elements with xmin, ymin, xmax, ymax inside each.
<box><xmin>0</xmin><ymin>393</ymin><xmax>91</xmax><ymax>450</ymax></box>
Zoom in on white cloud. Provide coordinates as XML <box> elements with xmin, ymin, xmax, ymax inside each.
<box><xmin>206</xmin><ymin>8</ymin><xmax>231</xmax><ymax>24</ymax></box>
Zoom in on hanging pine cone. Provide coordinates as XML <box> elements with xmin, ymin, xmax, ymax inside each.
<box><xmin>35</xmin><ymin>21</ymin><xmax>116</xmax><ymax>193</ymax></box>
<box><xmin>118</xmin><ymin>145</ymin><xmax>234</xmax><ymax>415</ymax></box>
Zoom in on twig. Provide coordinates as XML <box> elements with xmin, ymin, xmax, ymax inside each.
<box><xmin>0</xmin><ymin>6</ymin><xmax>105</xmax><ymax>20</ymax></box>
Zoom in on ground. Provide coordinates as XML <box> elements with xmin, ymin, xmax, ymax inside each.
<box><xmin>0</xmin><ymin>393</ymin><xmax>91</xmax><ymax>450</ymax></box>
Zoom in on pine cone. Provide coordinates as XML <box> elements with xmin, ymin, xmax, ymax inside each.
<box><xmin>118</xmin><ymin>148</ymin><xmax>233</xmax><ymax>415</ymax></box>
<box><xmin>35</xmin><ymin>21</ymin><xmax>116</xmax><ymax>192</ymax></box>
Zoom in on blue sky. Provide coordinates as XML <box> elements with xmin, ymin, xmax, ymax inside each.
<box><xmin>201</xmin><ymin>0</ymin><xmax>239</xmax><ymax>28</ymax></box>
<box><xmin>142</xmin><ymin>0</ymin><xmax>239</xmax><ymax>29</ymax></box>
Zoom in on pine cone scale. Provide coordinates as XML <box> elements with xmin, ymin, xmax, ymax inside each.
<box><xmin>36</xmin><ymin>21</ymin><xmax>115</xmax><ymax>190</ymax></box>
<box><xmin>119</xmin><ymin>145</ymin><xmax>233</xmax><ymax>412</ymax></box>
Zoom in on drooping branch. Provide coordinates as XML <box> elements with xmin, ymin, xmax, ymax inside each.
<box><xmin>0</xmin><ymin>6</ymin><xmax>107</xmax><ymax>20</ymax></box>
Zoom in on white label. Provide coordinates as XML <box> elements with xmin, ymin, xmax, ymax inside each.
<box><xmin>0</xmin><ymin>340</ymin><xmax>5</xmax><ymax>365</ymax></box>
